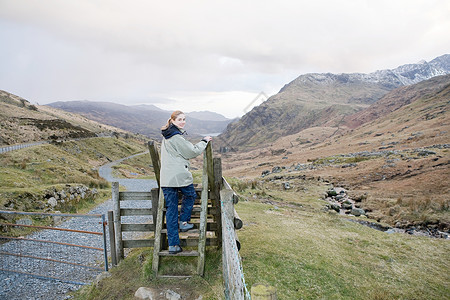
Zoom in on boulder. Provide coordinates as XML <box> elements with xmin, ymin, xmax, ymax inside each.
<box><xmin>135</xmin><ymin>287</ymin><xmax>157</xmax><ymax>300</ymax></box>
<box><xmin>330</xmin><ymin>203</ymin><xmax>341</xmax><ymax>212</ymax></box>
<box><xmin>351</xmin><ymin>208</ymin><xmax>366</xmax><ymax>217</ymax></box>
<box><xmin>165</xmin><ymin>290</ymin><xmax>181</xmax><ymax>300</ymax></box>
<box><xmin>48</xmin><ymin>197</ymin><xmax>57</xmax><ymax>208</ymax></box>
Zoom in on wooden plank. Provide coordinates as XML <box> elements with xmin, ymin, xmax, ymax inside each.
<box><xmin>162</xmin><ymin>207</ymin><xmax>217</xmax><ymax>215</ymax></box>
<box><xmin>119</xmin><ymin>192</ymin><xmax>152</xmax><ymax>201</ymax></box>
<box><xmin>121</xmin><ymin>223</ymin><xmax>154</xmax><ymax>232</ymax></box>
<box><xmin>107</xmin><ymin>210</ymin><xmax>117</xmax><ymax>267</ymax></box>
<box><xmin>160</xmin><ymin>222</ymin><xmax>217</xmax><ymax>233</ymax></box>
<box><xmin>180</xmin><ymin>238</ymin><xmax>218</xmax><ymax>247</ymax></box>
<box><xmin>151</xmin><ymin>188</ymin><xmax>159</xmax><ymax>233</ymax></box>
<box><xmin>197</xmin><ymin>150</ymin><xmax>209</xmax><ymax>276</ymax></box>
<box><xmin>123</xmin><ymin>239</ymin><xmax>154</xmax><ymax>248</ymax></box>
<box><xmin>120</xmin><ymin>208</ymin><xmax>152</xmax><ymax>216</ymax></box>
<box><xmin>222</xmin><ymin>177</ymin><xmax>240</xmax><ymax>204</ymax></box>
<box><xmin>152</xmin><ymin>188</ymin><xmax>165</xmax><ymax>274</ymax></box>
<box><xmin>147</xmin><ymin>141</ymin><xmax>161</xmax><ymax>187</ymax></box>
<box><xmin>112</xmin><ymin>182</ymin><xmax>123</xmax><ymax>260</ymax></box>
<box><xmin>158</xmin><ymin>275</ymin><xmax>192</xmax><ymax>279</ymax></box>
<box><xmin>206</xmin><ymin>143</ymin><xmax>215</xmax><ymax>196</ymax></box>
<box><xmin>213</xmin><ymin>157</ymin><xmax>223</xmax><ymax>247</ymax></box>
<box><xmin>159</xmin><ymin>250</ymin><xmax>199</xmax><ymax>257</ymax></box>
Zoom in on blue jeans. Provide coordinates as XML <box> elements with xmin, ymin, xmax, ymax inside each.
<box><xmin>161</xmin><ymin>184</ymin><xmax>196</xmax><ymax>246</ymax></box>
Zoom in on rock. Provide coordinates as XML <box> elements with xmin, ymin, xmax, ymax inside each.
<box><xmin>282</xmin><ymin>182</ymin><xmax>291</xmax><ymax>190</ymax></box>
<box><xmin>48</xmin><ymin>197</ymin><xmax>57</xmax><ymax>208</ymax></box>
<box><xmin>351</xmin><ymin>208</ymin><xmax>365</xmax><ymax>217</ymax></box>
<box><xmin>327</xmin><ymin>190</ymin><xmax>337</xmax><ymax>197</ymax></box>
<box><xmin>53</xmin><ymin>211</ymin><xmax>63</xmax><ymax>225</ymax></box>
<box><xmin>135</xmin><ymin>287</ymin><xmax>156</xmax><ymax>300</ymax></box>
<box><xmin>335</xmin><ymin>194</ymin><xmax>345</xmax><ymax>201</ymax></box>
<box><xmin>271</xmin><ymin>166</ymin><xmax>282</xmax><ymax>173</ymax></box>
<box><xmin>342</xmin><ymin>202</ymin><xmax>353</xmax><ymax>210</ymax></box>
<box><xmin>16</xmin><ymin>217</ymin><xmax>33</xmax><ymax>226</ymax></box>
<box><xmin>330</xmin><ymin>203</ymin><xmax>341</xmax><ymax>212</ymax></box>
<box><xmin>334</xmin><ymin>187</ymin><xmax>346</xmax><ymax>194</ymax></box>
<box><xmin>165</xmin><ymin>289</ymin><xmax>181</xmax><ymax>300</ymax></box>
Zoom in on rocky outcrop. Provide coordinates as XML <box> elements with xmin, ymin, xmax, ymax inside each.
<box><xmin>44</xmin><ymin>184</ymin><xmax>98</xmax><ymax>210</ymax></box>
<box><xmin>324</xmin><ymin>187</ymin><xmax>366</xmax><ymax>217</ymax></box>
<box><xmin>1</xmin><ymin>184</ymin><xmax>98</xmax><ymax>214</ymax></box>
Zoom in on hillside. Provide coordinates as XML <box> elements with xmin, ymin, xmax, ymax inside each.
<box><xmin>218</xmin><ymin>54</ymin><xmax>450</xmax><ymax>149</ymax></box>
<box><xmin>222</xmin><ymin>74</ymin><xmax>450</xmax><ymax>232</ymax></box>
<box><xmin>0</xmin><ymin>90</ymin><xmax>130</xmax><ymax>146</ymax></box>
<box><xmin>48</xmin><ymin>101</ymin><xmax>233</xmax><ymax>138</ymax></box>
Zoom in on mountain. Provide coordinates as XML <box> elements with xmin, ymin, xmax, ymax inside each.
<box><xmin>344</xmin><ymin>74</ymin><xmax>450</xmax><ymax>129</ymax></box>
<box><xmin>187</xmin><ymin>111</ymin><xmax>231</xmax><ymax>122</ymax></box>
<box><xmin>218</xmin><ymin>54</ymin><xmax>450</xmax><ymax>149</ymax></box>
<box><xmin>0</xmin><ymin>91</ymin><xmax>128</xmax><ymax>146</ymax></box>
<box><xmin>47</xmin><ymin>101</ymin><xmax>233</xmax><ymax>138</ymax></box>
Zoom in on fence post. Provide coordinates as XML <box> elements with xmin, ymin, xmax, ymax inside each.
<box><xmin>213</xmin><ymin>157</ymin><xmax>223</xmax><ymax>248</ymax></box>
<box><xmin>108</xmin><ymin>210</ymin><xmax>117</xmax><ymax>266</ymax></box>
<box><xmin>147</xmin><ymin>141</ymin><xmax>161</xmax><ymax>187</ymax></box>
<box><xmin>151</xmin><ymin>188</ymin><xmax>159</xmax><ymax>233</ymax></box>
<box><xmin>112</xmin><ymin>182</ymin><xmax>123</xmax><ymax>260</ymax></box>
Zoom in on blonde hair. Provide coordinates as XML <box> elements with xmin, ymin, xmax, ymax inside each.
<box><xmin>161</xmin><ymin>110</ymin><xmax>185</xmax><ymax>130</ymax></box>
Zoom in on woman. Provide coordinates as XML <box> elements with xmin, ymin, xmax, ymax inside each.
<box><xmin>160</xmin><ymin>110</ymin><xmax>212</xmax><ymax>254</ymax></box>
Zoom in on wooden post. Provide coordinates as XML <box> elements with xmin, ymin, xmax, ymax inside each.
<box><xmin>147</xmin><ymin>141</ymin><xmax>161</xmax><ymax>188</ymax></box>
<box><xmin>152</xmin><ymin>188</ymin><xmax>165</xmax><ymax>274</ymax></box>
<box><xmin>197</xmin><ymin>151</ymin><xmax>208</xmax><ymax>276</ymax></box>
<box><xmin>151</xmin><ymin>188</ymin><xmax>159</xmax><ymax>233</ymax></box>
<box><xmin>251</xmin><ymin>284</ymin><xmax>277</xmax><ymax>300</ymax></box>
<box><xmin>112</xmin><ymin>182</ymin><xmax>123</xmax><ymax>260</ymax></box>
<box><xmin>107</xmin><ymin>210</ymin><xmax>117</xmax><ymax>266</ymax></box>
<box><xmin>213</xmin><ymin>157</ymin><xmax>222</xmax><ymax>247</ymax></box>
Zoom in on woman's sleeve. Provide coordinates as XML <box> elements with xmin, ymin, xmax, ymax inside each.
<box><xmin>173</xmin><ymin>135</ymin><xmax>208</xmax><ymax>159</ymax></box>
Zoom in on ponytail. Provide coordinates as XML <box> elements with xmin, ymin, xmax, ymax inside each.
<box><xmin>161</xmin><ymin>110</ymin><xmax>184</xmax><ymax>130</ymax></box>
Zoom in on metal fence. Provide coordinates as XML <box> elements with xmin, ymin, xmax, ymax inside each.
<box><xmin>0</xmin><ymin>210</ymin><xmax>110</xmax><ymax>285</ymax></box>
<box><xmin>0</xmin><ymin>141</ymin><xmax>48</xmax><ymax>154</ymax></box>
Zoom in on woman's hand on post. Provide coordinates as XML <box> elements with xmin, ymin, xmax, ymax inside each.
<box><xmin>203</xmin><ymin>136</ymin><xmax>212</xmax><ymax>143</ymax></box>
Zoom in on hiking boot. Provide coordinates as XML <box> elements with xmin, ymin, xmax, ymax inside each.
<box><xmin>179</xmin><ymin>221</ymin><xmax>194</xmax><ymax>232</ymax></box>
<box><xmin>168</xmin><ymin>245</ymin><xmax>183</xmax><ymax>254</ymax></box>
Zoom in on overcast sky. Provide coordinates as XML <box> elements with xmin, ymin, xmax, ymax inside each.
<box><xmin>0</xmin><ymin>0</ymin><xmax>449</xmax><ymax>118</ymax></box>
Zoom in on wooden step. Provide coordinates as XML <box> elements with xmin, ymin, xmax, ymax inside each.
<box><xmin>159</xmin><ymin>250</ymin><xmax>199</xmax><ymax>257</ymax></box>
<box><xmin>161</xmin><ymin>229</ymin><xmax>200</xmax><ymax>234</ymax></box>
<box><xmin>120</xmin><ymin>208</ymin><xmax>152</xmax><ymax>216</ymax></box>
<box><xmin>162</xmin><ymin>207</ymin><xmax>217</xmax><ymax>214</ymax></box>
<box><xmin>157</xmin><ymin>275</ymin><xmax>193</xmax><ymax>279</ymax></box>
<box><xmin>119</xmin><ymin>191</ymin><xmax>152</xmax><ymax>201</ymax></box>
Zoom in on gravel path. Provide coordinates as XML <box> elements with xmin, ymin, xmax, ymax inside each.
<box><xmin>0</xmin><ymin>152</ymin><xmax>158</xmax><ymax>300</ymax></box>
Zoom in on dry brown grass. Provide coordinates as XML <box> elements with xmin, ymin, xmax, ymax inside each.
<box><xmin>221</xmin><ymin>98</ymin><xmax>450</xmax><ymax>229</ymax></box>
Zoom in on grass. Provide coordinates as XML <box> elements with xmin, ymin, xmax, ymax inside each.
<box><xmin>74</xmin><ymin>248</ymin><xmax>224</xmax><ymax>300</ymax></box>
<box><xmin>237</xmin><ymin>198</ymin><xmax>450</xmax><ymax>299</ymax></box>
<box><xmin>110</xmin><ymin>152</ymin><xmax>156</xmax><ymax>179</ymax></box>
<box><xmin>74</xmin><ymin>174</ymin><xmax>449</xmax><ymax>299</ymax></box>
<box><xmin>0</xmin><ymin>136</ymin><xmax>148</xmax><ymax>228</ymax></box>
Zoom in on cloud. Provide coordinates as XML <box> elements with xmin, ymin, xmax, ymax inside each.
<box><xmin>0</xmin><ymin>0</ymin><xmax>449</xmax><ymax>117</ymax></box>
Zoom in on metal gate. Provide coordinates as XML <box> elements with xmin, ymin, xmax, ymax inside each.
<box><xmin>0</xmin><ymin>210</ymin><xmax>110</xmax><ymax>286</ymax></box>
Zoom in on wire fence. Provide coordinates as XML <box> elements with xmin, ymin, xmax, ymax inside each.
<box><xmin>0</xmin><ymin>210</ymin><xmax>109</xmax><ymax>285</ymax></box>
<box><xmin>0</xmin><ymin>135</ymin><xmax>115</xmax><ymax>154</ymax></box>
<box><xmin>0</xmin><ymin>141</ymin><xmax>48</xmax><ymax>154</ymax></box>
